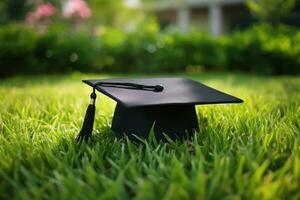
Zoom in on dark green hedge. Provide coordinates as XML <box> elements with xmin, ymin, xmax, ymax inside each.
<box><xmin>0</xmin><ymin>24</ymin><xmax>299</xmax><ymax>77</ymax></box>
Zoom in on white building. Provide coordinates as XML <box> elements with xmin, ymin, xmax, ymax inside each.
<box><xmin>141</xmin><ymin>0</ymin><xmax>251</xmax><ymax>35</ymax></box>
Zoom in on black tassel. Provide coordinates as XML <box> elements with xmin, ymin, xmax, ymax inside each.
<box><xmin>76</xmin><ymin>92</ymin><xmax>97</xmax><ymax>143</ymax></box>
<box><xmin>75</xmin><ymin>82</ymin><xmax>163</xmax><ymax>143</ymax></box>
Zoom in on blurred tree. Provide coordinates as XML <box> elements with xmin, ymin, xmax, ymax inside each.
<box><xmin>0</xmin><ymin>0</ymin><xmax>61</xmax><ymax>24</ymax></box>
<box><xmin>87</xmin><ymin>0</ymin><xmax>144</xmax><ymax>29</ymax></box>
<box><xmin>247</xmin><ymin>0</ymin><xmax>296</xmax><ymax>24</ymax></box>
<box><xmin>88</xmin><ymin>0</ymin><xmax>124</xmax><ymax>25</ymax></box>
<box><xmin>0</xmin><ymin>2</ymin><xmax>4</xmax><ymax>23</ymax></box>
<box><xmin>0</xmin><ymin>0</ymin><xmax>29</xmax><ymax>23</ymax></box>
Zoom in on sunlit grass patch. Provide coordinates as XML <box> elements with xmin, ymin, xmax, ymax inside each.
<box><xmin>0</xmin><ymin>73</ymin><xmax>299</xmax><ymax>200</ymax></box>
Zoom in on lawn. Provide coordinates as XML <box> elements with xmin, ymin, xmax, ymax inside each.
<box><xmin>0</xmin><ymin>73</ymin><xmax>299</xmax><ymax>200</ymax></box>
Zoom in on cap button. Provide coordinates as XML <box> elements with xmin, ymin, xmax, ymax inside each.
<box><xmin>154</xmin><ymin>85</ymin><xmax>164</xmax><ymax>92</ymax></box>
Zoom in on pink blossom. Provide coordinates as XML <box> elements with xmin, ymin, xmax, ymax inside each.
<box><xmin>35</xmin><ymin>3</ymin><xmax>56</xmax><ymax>20</ymax></box>
<box><xmin>26</xmin><ymin>12</ymin><xmax>35</xmax><ymax>24</ymax></box>
<box><xmin>63</xmin><ymin>0</ymin><xmax>92</xmax><ymax>20</ymax></box>
<box><xmin>26</xmin><ymin>3</ymin><xmax>56</xmax><ymax>23</ymax></box>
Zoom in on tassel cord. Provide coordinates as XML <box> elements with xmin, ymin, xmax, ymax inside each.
<box><xmin>76</xmin><ymin>89</ymin><xmax>97</xmax><ymax>143</ymax></box>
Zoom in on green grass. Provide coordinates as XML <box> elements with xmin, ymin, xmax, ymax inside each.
<box><xmin>0</xmin><ymin>73</ymin><xmax>299</xmax><ymax>200</ymax></box>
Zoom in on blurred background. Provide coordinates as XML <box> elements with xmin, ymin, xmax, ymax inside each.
<box><xmin>0</xmin><ymin>0</ymin><xmax>299</xmax><ymax>77</ymax></box>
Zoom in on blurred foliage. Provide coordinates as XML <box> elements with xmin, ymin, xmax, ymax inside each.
<box><xmin>86</xmin><ymin>0</ymin><xmax>145</xmax><ymax>29</ymax></box>
<box><xmin>0</xmin><ymin>0</ymin><xmax>29</xmax><ymax>23</ymax></box>
<box><xmin>0</xmin><ymin>25</ymin><xmax>39</xmax><ymax>74</ymax></box>
<box><xmin>0</xmin><ymin>0</ymin><xmax>61</xmax><ymax>24</ymax></box>
<box><xmin>88</xmin><ymin>0</ymin><xmax>124</xmax><ymax>26</ymax></box>
<box><xmin>226</xmin><ymin>24</ymin><xmax>300</xmax><ymax>74</ymax></box>
<box><xmin>247</xmin><ymin>0</ymin><xmax>296</xmax><ymax>23</ymax></box>
<box><xmin>0</xmin><ymin>23</ymin><xmax>299</xmax><ymax>77</ymax></box>
<box><xmin>0</xmin><ymin>0</ymin><xmax>139</xmax><ymax>28</ymax></box>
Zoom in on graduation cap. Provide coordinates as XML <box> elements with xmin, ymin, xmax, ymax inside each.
<box><xmin>76</xmin><ymin>78</ymin><xmax>243</xmax><ymax>142</ymax></box>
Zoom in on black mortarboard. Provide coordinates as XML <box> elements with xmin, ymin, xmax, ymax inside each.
<box><xmin>76</xmin><ymin>78</ymin><xmax>243</xmax><ymax>142</ymax></box>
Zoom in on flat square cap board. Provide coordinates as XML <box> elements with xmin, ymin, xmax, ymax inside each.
<box><xmin>83</xmin><ymin>78</ymin><xmax>242</xmax><ymax>107</ymax></box>
<box><xmin>76</xmin><ymin>78</ymin><xmax>243</xmax><ymax>142</ymax></box>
